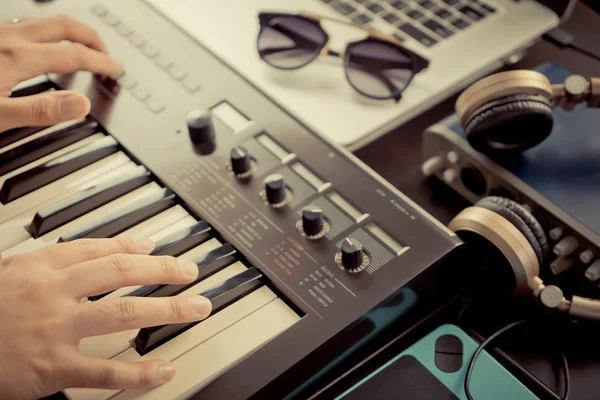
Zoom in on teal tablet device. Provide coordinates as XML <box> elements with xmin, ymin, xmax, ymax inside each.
<box><xmin>336</xmin><ymin>324</ymin><xmax>539</xmax><ymax>400</ymax></box>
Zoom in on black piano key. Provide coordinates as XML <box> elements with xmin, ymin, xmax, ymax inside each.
<box><xmin>0</xmin><ymin>136</ymin><xmax>119</xmax><ymax>204</ymax></box>
<box><xmin>10</xmin><ymin>76</ymin><xmax>54</xmax><ymax>98</ymax></box>
<box><xmin>133</xmin><ymin>267</ymin><xmax>263</xmax><ymax>355</ymax></box>
<box><xmin>126</xmin><ymin>243</ymin><xmax>237</xmax><ymax>298</ymax></box>
<box><xmin>0</xmin><ymin>126</ymin><xmax>48</xmax><ymax>151</ymax></box>
<box><xmin>152</xmin><ymin>221</ymin><xmax>212</xmax><ymax>257</ymax></box>
<box><xmin>0</xmin><ymin>119</ymin><xmax>98</xmax><ymax>177</ymax></box>
<box><xmin>58</xmin><ymin>188</ymin><xmax>176</xmax><ymax>242</ymax></box>
<box><xmin>30</xmin><ymin>166</ymin><xmax>151</xmax><ymax>238</ymax></box>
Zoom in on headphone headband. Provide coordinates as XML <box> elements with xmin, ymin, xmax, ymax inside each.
<box><xmin>456</xmin><ymin>71</ymin><xmax>600</xmax><ymax>127</ymax></box>
<box><xmin>552</xmin><ymin>75</ymin><xmax>600</xmax><ymax>109</ymax></box>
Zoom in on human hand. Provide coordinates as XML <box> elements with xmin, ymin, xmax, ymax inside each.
<box><xmin>0</xmin><ymin>237</ymin><xmax>211</xmax><ymax>400</ymax></box>
<box><xmin>0</xmin><ymin>15</ymin><xmax>124</xmax><ymax>133</ymax></box>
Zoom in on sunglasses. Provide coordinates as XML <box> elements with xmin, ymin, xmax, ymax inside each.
<box><xmin>256</xmin><ymin>11</ymin><xmax>430</xmax><ymax>102</ymax></box>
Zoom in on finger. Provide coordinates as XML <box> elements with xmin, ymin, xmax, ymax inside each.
<box><xmin>64</xmin><ymin>356</ymin><xmax>176</xmax><ymax>390</ymax></box>
<box><xmin>0</xmin><ymin>91</ymin><xmax>90</xmax><ymax>132</ymax></box>
<box><xmin>15</xmin><ymin>42</ymin><xmax>124</xmax><ymax>81</ymax></box>
<box><xmin>34</xmin><ymin>237</ymin><xmax>156</xmax><ymax>270</ymax></box>
<box><xmin>10</xmin><ymin>15</ymin><xmax>107</xmax><ymax>52</ymax></box>
<box><xmin>74</xmin><ymin>294</ymin><xmax>211</xmax><ymax>337</ymax></box>
<box><xmin>65</xmin><ymin>253</ymin><xmax>200</xmax><ymax>298</ymax></box>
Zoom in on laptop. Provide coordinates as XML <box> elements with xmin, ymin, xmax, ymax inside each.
<box><xmin>144</xmin><ymin>0</ymin><xmax>571</xmax><ymax>150</ymax></box>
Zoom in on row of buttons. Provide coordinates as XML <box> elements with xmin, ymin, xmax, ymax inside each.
<box><xmin>91</xmin><ymin>4</ymin><xmax>202</xmax><ymax>113</ymax></box>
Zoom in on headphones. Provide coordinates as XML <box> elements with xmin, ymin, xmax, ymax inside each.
<box><xmin>449</xmin><ymin>196</ymin><xmax>600</xmax><ymax>321</ymax></box>
<box><xmin>455</xmin><ymin>70</ymin><xmax>600</xmax><ymax>154</ymax></box>
<box><xmin>447</xmin><ymin>70</ymin><xmax>600</xmax><ymax>321</ymax></box>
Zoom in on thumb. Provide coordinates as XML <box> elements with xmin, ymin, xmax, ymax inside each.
<box><xmin>0</xmin><ymin>91</ymin><xmax>91</xmax><ymax>133</ymax></box>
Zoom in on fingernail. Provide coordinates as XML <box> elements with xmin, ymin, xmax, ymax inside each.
<box><xmin>133</xmin><ymin>236</ymin><xmax>155</xmax><ymax>253</ymax></box>
<box><xmin>179</xmin><ymin>259</ymin><xmax>198</xmax><ymax>278</ymax></box>
<box><xmin>60</xmin><ymin>94</ymin><xmax>90</xmax><ymax>120</ymax></box>
<box><xmin>110</xmin><ymin>65</ymin><xmax>125</xmax><ymax>80</ymax></box>
<box><xmin>189</xmin><ymin>296</ymin><xmax>212</xmax><ymax>317</ymax></box>
<box><xmin>157</xmin><ymin>363</ymin><xmax>176</xmax><ymax>382</ymax></box>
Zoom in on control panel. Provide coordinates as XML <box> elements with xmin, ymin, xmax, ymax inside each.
<box><xmin>423</xmin><ymin>120</ymin><xmax>600</xmax><ymax>299</ymax></box>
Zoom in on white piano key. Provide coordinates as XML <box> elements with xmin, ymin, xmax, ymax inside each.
<box><xmin>114</xmin><ymin>205</ymin><xmax>190</xmax><ymax>239</ymax></box>
<box><xmin>177</xmin><ymin>260</ymin><xmax>247</xmax><ymax>296</ymax></box>
<box><xmin>1</xmin><ymin>183</ymin><xmax>163</xmax><ymax>258</ymax></box>
<box><xmin>149</xmin><ymin>216</ymin><xmax>197</xmax><ymax>242</ymax></box>
<box><xmin>78</xmin><ymin>212</ymin><xmax>196</xmax><ymax>303</ymax></box>
<box><xmin>111</xmin><ymin>299</ymin><xmax>300</xmax><ymax>400</ymax></box>
<box><xmin>96</xmin><ymin>237</ymin><xmax>222</xmax><ymax>304</ymax></box>
<box><xmin>65</xmin><ymin>285</ymin><xmax>277</xmax><ymax>400</ymax></box>
<box><xmin>177</xmin><ymin>237</ymin><xmax>222</xmax><ymax>260</ymax></box>
<box><xmin>0</xmin><ymin>162</ymin><xmax>139</xmax><ymax>252</ymax></box>
<box><xmin>0</xmin><ymin>150</ymin><xmax>131</xmax><ymax>226</ymax></box>
<box><xmin>77</xmin><ymin>261</ymin><xmax>246</xmax><ymax>362</ymax></box>
<box><xmin>0</xmin><ymin>118</ymin><xmax>91</xmax><ymax>157</ymax></box>
<box><xmin>0</xmin><ymin>133</ymin><xmax>105</xmax><ymax>193</ymax></box>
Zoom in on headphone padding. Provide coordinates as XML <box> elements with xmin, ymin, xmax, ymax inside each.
<box><xmin>480</xmin><ymin>196</ymin><xmax>549</xmax><ymax>259</ymax></box>
<box><xmin>475</xmin><ymin>197</ymin><xmax>543</xmax><ymax>263</ymax></box>
<box><xmin>465</xmin><ymin>94</ymin><xmax>554</xmax><ymax>154</ymax></box>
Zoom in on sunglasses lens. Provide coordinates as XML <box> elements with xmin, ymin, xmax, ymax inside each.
<box><xmin>346</xmin><ymin>40</ymin><xmax>415</xmax><ymax>99</ymax></box>
<box><xmin>258</xmin><ymin>16</ymin><xmax>327</xmax><ymax>69</ymax></box>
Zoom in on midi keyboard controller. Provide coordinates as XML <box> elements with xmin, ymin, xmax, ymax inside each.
<box><xmin>2</xmin><ymin>1</ymin><xmax>463</xmax><ymax>399</ymax></box>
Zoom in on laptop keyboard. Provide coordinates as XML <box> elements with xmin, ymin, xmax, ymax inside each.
<box><xmin>318</xmin><ymin>0</ymin><xmax>496</xmax><ymax>48</ymax></box>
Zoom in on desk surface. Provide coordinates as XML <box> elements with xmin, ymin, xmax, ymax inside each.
<box><xmin>352</xmin><ymin>2</ymin><xmax>600</xmax><ymax>400</ymax></box>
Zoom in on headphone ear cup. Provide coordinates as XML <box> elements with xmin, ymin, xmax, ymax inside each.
<box><xmin>465</xmin><ymin>94</ymin><xmax>554</xmax><ymax>154</ymax></box>
<box><xmin>477</xmin><ymin>196</ymin><xmax>549</xmax><ymax>260</ymax></box>
<box><xmin>475</xmin><ymin>197</ymin><xmax>544</xmax><ymax>264</ymax></box>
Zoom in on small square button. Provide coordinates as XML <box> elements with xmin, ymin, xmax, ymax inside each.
<box><xmin>182</xmin><ymin>76</ymin><xmax>201</xmax><ymax>93</ymax></box>
<box><xmin>103</xmin><ymin>13</ymin><xmax>120</xmax><ymax>27</ymax></box>
<box><xmin>117</xmin><ymin>23</ymin><xmax>133</xmax><ymax>37</ymax></box>
<box><xmin>142</xmin><ymin>44</ymin><xmax>160</xmax><ymax>59</ymax></box>
<box><xmin>117</xmin><ymin>74</ymin><xmax>137</xmax><ymax>89</ymax></box>
<box><xmin>146</xmin><ymin>98</ymin><xmax>166</xmax><ymax>114</ymax></box>
<box><xmin>92</xmin><ymin>4</ymin><xmax>108</xmax><ymax>16</ymax></box>
<box><xmin>129</xmin><ymin>33</ymin><xmax>146</xmax><ymax>47</ymax></box>
<box><xmin>155</xmin><ymin>55</ymin><xmax>173</xmax><ymax>70</ymax></box>
<box><xmin>132</xmin><ymin>86</ymin><xmax>151</xmax><ymax>101</ymax></box>
<box><xmin>168</xmin><ymin>66</ymin><xmax>187</xmax><ymax>81</ymax></box>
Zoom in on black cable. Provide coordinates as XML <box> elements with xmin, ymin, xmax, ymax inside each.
<box><xmin>457</xmin><ymin>302</ymin><xmax>562</xmax><ymax>400</ymax></box>
<box><xmin>464</xmin><ymin>318</ymin><xmax>570</xmax><ymax>400</ymax></box>
<box><xmin>543</xmin><ymin>28</ymin><xmax>600</xmax><ymax>63</ymax></box>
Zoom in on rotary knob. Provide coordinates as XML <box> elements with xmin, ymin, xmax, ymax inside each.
<box><xmin>264</xmin><ymin>174</ymin><xmax>287</xmax><ymax>206</ymax></box>
<box><xmin>302</xmin><ymin>206</ymin><xmax>325</xmax><ymax>237</ymax></box>
<box><xmin>187</xmin><ymin>109</ymin><xmax>215</xmax><ymax>146</ymax></box>
<box><xmin>336</xmin><ymin>238</ymin><xmax>369</xmax><ymax>273</ymax></box>
<box><xmin>342</xmin><ymin>239</ymin><xmax>364</xmax><ymax>270</ymax></box>
<box><xmin>230</xmin><ymin>146</ymin><xmax>253</xmax><ymax>177</ymax></box>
